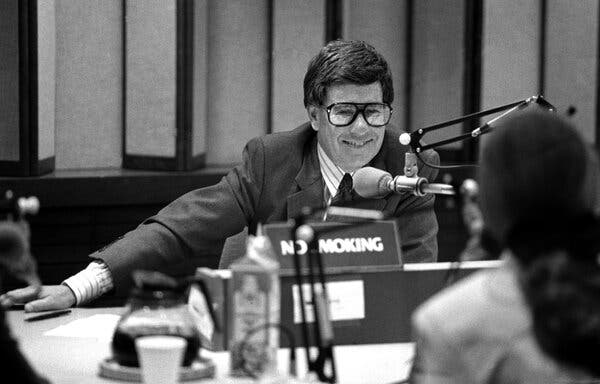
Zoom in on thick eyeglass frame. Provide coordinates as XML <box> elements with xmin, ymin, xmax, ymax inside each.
<box><xmin>324</xmin><ymin>102</ymin><xmax>393</xmax><ymax>127</ymax></box>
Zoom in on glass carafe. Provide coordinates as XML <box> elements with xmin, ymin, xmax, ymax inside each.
<box><xmin>111</xmin><ymin>271</ymin><xmax>202</xmax><ymax>367</ymax></box>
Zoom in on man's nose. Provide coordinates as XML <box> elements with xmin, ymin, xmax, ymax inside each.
<box><xmin>349</xmin><ymin>112</ymin><xmax>369</xmax><ymax>135</ymax></box>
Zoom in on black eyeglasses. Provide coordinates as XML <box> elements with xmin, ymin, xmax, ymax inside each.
<box><xmin>324</xmin><ymin>102</ymin><xmax>393</xmax><ymax>127</ymax></box>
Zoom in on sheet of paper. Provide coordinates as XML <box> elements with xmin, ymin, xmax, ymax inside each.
<box><xmin>44</xmin><ymin>314</ymin><xmax>121</xmax><ymax>341</ymax></box>
<box><xmin>292</xmin><ymin>280</ymin><xmax>365</xmax><ymax>323</ymax></box>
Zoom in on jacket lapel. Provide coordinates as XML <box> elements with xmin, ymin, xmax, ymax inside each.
<box><xmin>287</xmin><ymin>129</ymin><xmax>401</xmax><ymax>219</ymax></box>
<box><xmin>287</xmin><ymin>137</ymin><xmax>324</xmax><ymax>220</ymax></box>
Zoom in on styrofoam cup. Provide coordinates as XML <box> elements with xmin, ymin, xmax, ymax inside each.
<box><xmin>135</xmin><ymin>335</ymin><xmax>187</xmax><ymax>384</ymax></box>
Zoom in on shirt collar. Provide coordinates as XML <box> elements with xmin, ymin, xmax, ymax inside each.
<box><xmin>317</xmin><ymin>144</ymin><xmax>355</xmax><ymax>199</ymax></box>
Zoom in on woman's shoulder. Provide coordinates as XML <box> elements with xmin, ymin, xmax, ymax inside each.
<box><xmin>413</xmin><ymin>266</ymin><xmax>530</xmax><ymax>342</ymax></box>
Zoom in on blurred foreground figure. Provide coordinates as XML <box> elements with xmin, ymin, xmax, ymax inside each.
<box><xmin>0</xmin><ymin>221</ymin><xmax>50</xmax><ymax>384</ymax></box>
<box><xmin>409</xmin><ymin>108</ymin><xmax>600</xmax><ymax>383</ymax></box>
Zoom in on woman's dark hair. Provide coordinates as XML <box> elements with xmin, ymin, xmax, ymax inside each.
<box><xmin>481</xmin><ymin>108</ymin><xmax>600</xmax><ymax>376</ymax></box>
<box><xmin>303</xmin><ymin>40</ymin><xmax>393</xmax><ymax>107</ymax></box>
<box><xmin>508</xmin><ymin>215</ymin><xmax>600</xmax><ymax>376</ymax></box>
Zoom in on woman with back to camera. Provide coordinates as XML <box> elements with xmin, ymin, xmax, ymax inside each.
<box><xmin>409</xmin><ymin>107</ymin><xmax>600</xmax><ymax>383</ymax></box>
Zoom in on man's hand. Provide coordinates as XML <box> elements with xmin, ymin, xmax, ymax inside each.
<box><xmin>0</xmin><ymin>285</ymin><xmax>76</xmax><ymax>312</ymax></box>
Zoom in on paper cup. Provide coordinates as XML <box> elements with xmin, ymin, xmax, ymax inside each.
<box><xmin>135</xmin><ymin>336</ymin><xmax>187</xmax><ymax>384</ymax></box>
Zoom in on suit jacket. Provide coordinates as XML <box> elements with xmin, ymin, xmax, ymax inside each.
<box><xmin>92</xmin><ymin>123</ymin><xmax>439</xmax><ymax>296</ymax></box>
<box><xmin>409</xmin><ymin>261</ymin><xmax>595</xmax><ymax>384</ymax></box>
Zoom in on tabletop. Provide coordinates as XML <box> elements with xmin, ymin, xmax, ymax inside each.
<box><xmin>8</xmin><ymin>307</ymin><xmax>414</xmax><ymax>384</ymax></box>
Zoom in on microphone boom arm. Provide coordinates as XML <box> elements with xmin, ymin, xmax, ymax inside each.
<box><xmin>405</xmin><ymin>95</ymin><xmax>555</xmax><ymax>153</ymax></box>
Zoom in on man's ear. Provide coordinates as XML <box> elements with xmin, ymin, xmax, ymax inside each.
<box><xmin>307</xmin><ymin>106</ymin><xmax>319</xmax><ymax>131</ymax></box>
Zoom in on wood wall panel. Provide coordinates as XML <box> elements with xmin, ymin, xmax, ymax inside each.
<box><xmin>411</xmin><ymin>0</ymin><xmax>466</xmax><ymax>149</ymax></box>
<box><xmin>206</xmin><ymin>0</ymin><xmax>270</xmax><ymax>165</ymax></box>
<box><xmin>271</xmin><ymin>0</ymin><xmax>325</xmax><ymax>133</ymax></box>
<box><xmin>343</xmin><ymin>0</ymin><xmax>407</xmax><ymax>131</ymax></box>
<box><xmin>545</xmin><ymin>0</ymin><xmax>599</xmax><ymax>143</ymax></box>
<box><xmin>124</xmin><ymin>0</ymin><xmax>177</xmax><ymax>158</ymax></box>
<box><xmin>54</xmin><ymin>0</ymin><xmax>122</xmax><ymax>170</ymax></box>
<box><xmin>481</xmin><ymin>0</ymin><xmax>540</xmax><ymax>117</ymax></box>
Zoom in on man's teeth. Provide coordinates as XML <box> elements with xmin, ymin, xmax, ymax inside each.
<box><xmin>343</xmin><ymin>139</ymin><xmax>371</xmax><ymax>147</ymax></box>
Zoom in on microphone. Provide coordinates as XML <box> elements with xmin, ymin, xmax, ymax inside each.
<box><xmin>460</xmin><ymin>179</ymin><xmax>483</xmax><ymax>236</ymax></box>
<box><xmin>354</xmin><ymin>167</ymin><xmax>455</xmax><ymax>198</ymax></box>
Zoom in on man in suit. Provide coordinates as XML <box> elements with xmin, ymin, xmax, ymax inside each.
<box><xmin>1</xmin><ymin>40</ymin><xmax>439</xmax><ymax>312</ymax></box>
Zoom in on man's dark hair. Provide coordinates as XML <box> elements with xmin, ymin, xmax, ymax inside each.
<box><xmin>303</xmin><ymin>40</ymin><xmax>394</xmax><ymax>107</ymax></box>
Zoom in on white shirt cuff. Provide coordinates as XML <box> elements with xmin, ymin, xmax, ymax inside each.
<box><xmin>62</xmin><ymin>261</ymin><xmax>114</xmax><ymax>305</ymax></box>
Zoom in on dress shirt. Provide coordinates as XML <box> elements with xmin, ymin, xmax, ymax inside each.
<box><xmin>317</xmin><ymin>144</ymin><xmax>356</xmax><ymax>220</ymax></box>
<box><xmin>62</xmin><ymin>260</ymin><xmax>113</xmax><ymax>305</ymax></box>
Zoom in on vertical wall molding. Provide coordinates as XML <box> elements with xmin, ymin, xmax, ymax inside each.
<box><xmin>596</xmin><ymin>1</ymin><xmax>600</xmax><ymax>147</ymax></box>
<box><xmin>175</xmin><ymin>0</ymin><xmax>196</xmax><ymax>170</ymax></box>
<box><xmin>266</xmin><ymin>0</ymin><xmax>274</xmax><ymax>134</ymax></box>
<box><xmin>22</xmin><ymin>0</ymin><xmax>38</xmax><ymax>174</ymax></box>
<box><xmin>0</xmin><ymin>0</ymin><xmax>55</xmax><ymax>176</ymax></box>
<box><xmin>462</xmin><ymin>0</ymin><xmax>483</xmax><ymax>161</ymax></box>
<box><xmin>404</xmin><ymin>0</ymin><xmax>413</xmax><ymax>134</ymax></box>
<box><xmin>120</xmin><ymin>0</ymin><xmax>127</xmax><ymax>171</ymax></box>
<box><xmin>539</xmin><ymin>0</ymin><xmax>547</xmax><ymax>96</ymax></box>
<box><xmin>325</xmin><ymin>0</ymin><xmax>343</xmax><ymax>42</ymax></box>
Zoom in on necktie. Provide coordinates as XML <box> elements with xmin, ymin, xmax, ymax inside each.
<box><xmin>330</xmin><ymin>173</ymin><xmax>353</xmax><ymax>206</ymax></box>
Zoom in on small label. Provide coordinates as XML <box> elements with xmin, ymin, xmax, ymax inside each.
<box><xmin>292</xmin><ymin>280</ymin><xmax>365</xmax><ymax>323</ymax></box>
<box><xmin>187</xmin><ymin>284</ymin><xmax>214</xmax><ymax>343</ymax></box>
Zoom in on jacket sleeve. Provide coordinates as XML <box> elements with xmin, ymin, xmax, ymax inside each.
<box><xmin>395</xmin><ymin>149</ymin><xmax>440</xmax><ymax>263</ymax></box>
<box><xmin>90</xmin><ymin>138</ymin><xmax>265</xmax><ymax>296</ymax></box>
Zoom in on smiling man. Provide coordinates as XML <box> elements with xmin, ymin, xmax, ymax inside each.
<box><xmin>1</xmin><ymin>40</ymin><xmax>440</xmax><ymax>312</ymax></box>
<box><xmin>309</xmin><ymin>82</ymin><xmax>386</xmax><ymax>172</ymax></box>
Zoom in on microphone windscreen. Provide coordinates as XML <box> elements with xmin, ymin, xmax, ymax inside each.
<box><xmin>354</xmin><ymin>167</ymin><xmax>392</xmax><ymax>198</ymax></box>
